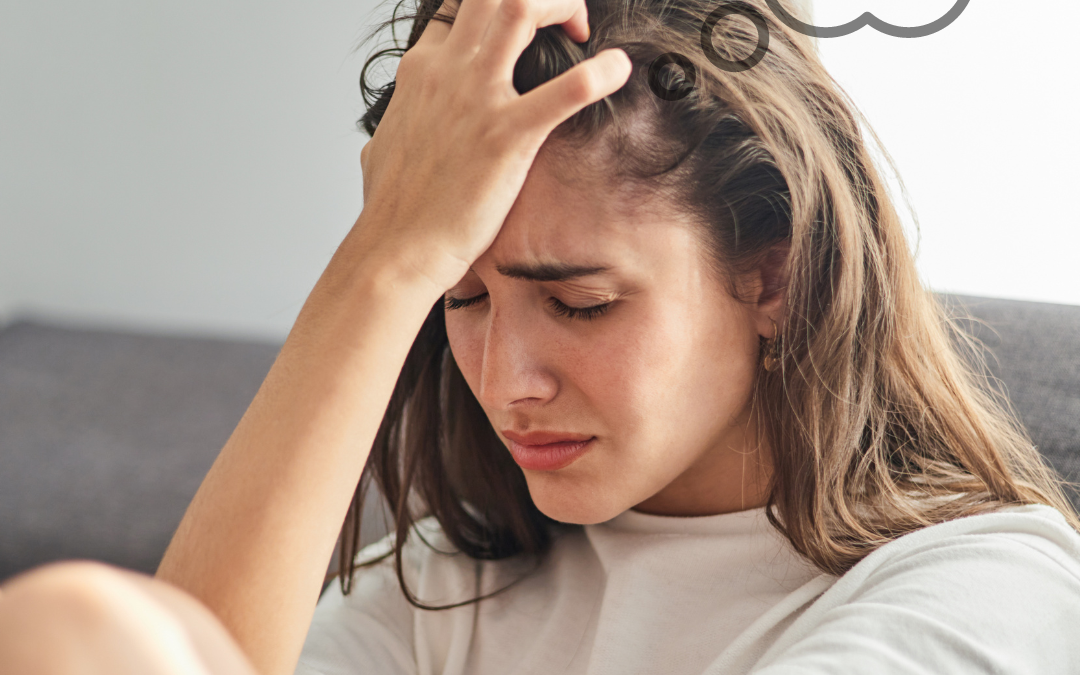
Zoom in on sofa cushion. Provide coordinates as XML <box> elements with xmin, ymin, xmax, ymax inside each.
<box><xmin>0</xmin><ymin>322</ymin><xmax>278</xmax><ymax>580</ymax></box>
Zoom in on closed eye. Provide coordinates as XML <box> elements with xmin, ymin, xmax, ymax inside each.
<box><xmin>444</xmin><ymin>293</ymin><xmax>488</xmax><ymax>311</ymax></box>
<box><xmin>547</xmin><ymin>297</ymin><xmax>612</xmax><ymax>321</ymax></box>
<box><xmin>443</xmin><ymin>293</ymin><xmax>612</xmax><ymax>321</ymax></box>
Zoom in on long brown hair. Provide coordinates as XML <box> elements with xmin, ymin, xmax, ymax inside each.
<box><xmin>336</xmin><ymin>0</ymin><xmax>1080</xmax><ymax>604</ymax></box>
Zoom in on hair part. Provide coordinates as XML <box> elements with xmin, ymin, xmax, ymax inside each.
<box><xmin>337</xmin><ymin>0</ymin><xmax>1080</xmax><ymax>604</ymax></box>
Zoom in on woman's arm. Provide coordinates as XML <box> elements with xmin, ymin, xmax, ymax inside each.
<box><xmin>155</xmin><ymin>235</ymin><xmax>439</xmax><ymax>675</ymax></box>
<box><xmin>153</xmin><ymin>0</ymin><xmax>632</xmax><ymax>673</ymax></box>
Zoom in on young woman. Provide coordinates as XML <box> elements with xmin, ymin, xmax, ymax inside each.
<box><xmin>3</xmin><ymin>0</ymin><xmax>1079</xmax><ymax>673</ymax></box>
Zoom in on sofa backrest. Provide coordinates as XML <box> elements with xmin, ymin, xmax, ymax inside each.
<box><xmin>945</xmin><ymin>295</ymin><xmax>1080</xmax><ymax>498</ymax></box>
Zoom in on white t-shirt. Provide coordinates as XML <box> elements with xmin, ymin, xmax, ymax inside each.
<box><xmin>295</xmin><ymin>503</ymin><xmax>1080</xmax><ymax>675</ymax></box>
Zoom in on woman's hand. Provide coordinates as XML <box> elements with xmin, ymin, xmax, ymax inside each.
<box><xmin>352</xmin><ymin>0</ymin><xmax>632</xmax><ymax>294</ymax></box>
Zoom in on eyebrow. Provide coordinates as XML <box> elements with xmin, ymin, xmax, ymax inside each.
<box><xmin>491</xmin><ymin>262</ymin><xmax>612</xmax><ymax>282</ymax></box>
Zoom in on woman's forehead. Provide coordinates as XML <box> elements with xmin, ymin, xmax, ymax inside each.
<box><xmin>489</xmin><ymin>151</ymin><xmax>698</xmax><ymax>267</ymax></box>
<box><xmin>531</xmin><ymin>139</ymin><xmax>670</xmax><ymax>216</ymax></box>
<box><xmin>481</xmin><ymin>209</ymin><xmax>701</xmax><ymax>282</ymax></box>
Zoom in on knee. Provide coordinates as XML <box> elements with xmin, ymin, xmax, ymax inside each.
<box><xmin>1</xmin><ymin>561</ymin><xmax>256</xmax><ymax>675</ymax></box>
<box><xmin>4</xmin><ymin>559</ymin><xmax>137</xmax><ymax>592</ymax></box>
<box><xmin>1</xmin><ymin>560</ymin><xmax>153</xmax><ymax>625</ymax></box>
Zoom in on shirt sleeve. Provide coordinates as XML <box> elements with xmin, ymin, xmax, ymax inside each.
<box><xmin>294</xmin><ymin>540</ymin><xmax>418</xmax><ymax>675</ymax></box>
<box><xmin>750</xmin><ymin>513</ymin><xmax>1080</xmax><ymax>674</ymax></box>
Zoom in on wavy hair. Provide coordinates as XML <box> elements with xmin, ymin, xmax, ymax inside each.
<box><xmin>335</xmin><ymin>0</ymin><xmax>1080</xmax><ymax>605</ymax></box>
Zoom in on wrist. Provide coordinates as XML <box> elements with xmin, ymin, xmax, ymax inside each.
<box><xmin>335</xmin><ymin>213</ymin><xmax>467</xmax><ymax>305</ymax></box>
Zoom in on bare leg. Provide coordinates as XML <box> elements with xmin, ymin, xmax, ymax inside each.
<box><xmin>0</xmin><ymin>561</ymin><xmax>257</xmax><ymax>675</ymax></box>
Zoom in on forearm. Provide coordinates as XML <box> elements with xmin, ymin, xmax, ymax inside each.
<box><xmin>155</xmin><ymin>220</ymin><xmax>442</xmax><ymax>675</ymax></box>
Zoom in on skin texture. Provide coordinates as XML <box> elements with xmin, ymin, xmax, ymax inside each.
<box><xmin>446</xmin><ymin>144</ymin><xmax>778</xmax><ymax>524</ymax></box>
<box><xmin>0</xmin><ymin>561</ymin><xmax>256</xmax><ymax>675</ymax></box>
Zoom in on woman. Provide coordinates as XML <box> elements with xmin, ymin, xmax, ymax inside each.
<box><xmin>3</xmin><ymin>0</ymin><xmax>1079</xmax><ymax>673</ymax></box>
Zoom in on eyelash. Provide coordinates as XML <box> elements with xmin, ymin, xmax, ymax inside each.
<box><xmin>443</xmin><ymin>293</ymin><xmax>612</xmax><ymax>321</ymax></box>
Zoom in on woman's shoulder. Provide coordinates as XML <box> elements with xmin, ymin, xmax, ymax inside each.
<box><xmin>749</xmin><ymin>503</ymin><xmax>1080</xmax><ymax>673</ymax></box>
<box><xmin>854</xmin><ymin>503</ymin><xmax>1080</xmax><ymax>579</ymax></box>
<box><xmin>352</xmin><ymin>516</ymin><xmax>461</xmax><ymax>574</ymax></box>
<box><xmin>296</xmin><ymin>516</ymin><xmax>489</xmax><ymax>675</ymax></box>
<box><xmin>815</xmin><ymin>502</ymin><xmax>1080</xmax><ymax>609</ymax></box>
<box><xmin>339</xmin><ymin>516</ymin><xmax>481</xmax><ymax>604</ymax></box>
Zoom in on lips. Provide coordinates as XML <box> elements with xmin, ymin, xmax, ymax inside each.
<box><xmin>501</xmin><ymin>430</ymin><xmax>596</xmax><ymax>471</ymax></box>
<box><xmin>501</xmin><ymin>430</ymin><xmax>592</xmax><ymax>446</ymax></box>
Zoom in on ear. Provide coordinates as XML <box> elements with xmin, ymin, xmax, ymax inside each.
<box><xmin>748</xmin><ymin>242</ymin><xmax>790</xmax><ymax>338</ymax></box>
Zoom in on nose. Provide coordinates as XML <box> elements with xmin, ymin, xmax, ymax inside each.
<box><xmin>476</xmin><ymin>302</ymin><xmax>558</xmax><ymax>411</ymax></box>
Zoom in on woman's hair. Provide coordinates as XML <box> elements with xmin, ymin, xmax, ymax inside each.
<box><xmin>335</xmin><ymin>0</ymin><xmax>1080</xmax><ymax>605</ymax></box>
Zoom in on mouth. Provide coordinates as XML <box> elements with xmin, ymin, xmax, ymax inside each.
<box><xmin>501</xmin><ymin>431</ymin><xmax>597</xmax><ymax>472</ymax></box>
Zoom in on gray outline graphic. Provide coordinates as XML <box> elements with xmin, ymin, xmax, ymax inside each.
<box><xmin>700</xmin><ymin>2</ymin><xmax>770</xmax><ymax>72</ymax></box>
<box><xmin>646</xmin><ymin>0</ymin><xmax>972</xmax><ymax>100</ymax></box>
<box><xmin>648</xmin><ymin>52</ymin><xmax>699</xmax><ymax>100</ymax></box>
<box><xmin>764</xmin><ymin>0</ymin><xmax>970</xmax><ymax>39</ymax></box>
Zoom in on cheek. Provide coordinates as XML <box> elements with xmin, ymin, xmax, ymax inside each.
<box><xmin>599</xmin><ymin>295</ymin><xmax>758</xmax><ymax>442</ymax></box>
<box><xmin>445</xmin><ymin>314</ymin><xmax>484</xmax><ymax>392</ymax></box>
<box><xmin>667</xmin><ymin>298</ymin><xmax>760</xmax><ymax>428</ymax></box>
<box><xmin>551</xmin><ymin>306</ymin><xmax>682</xmax><ymax>429</ymax></box>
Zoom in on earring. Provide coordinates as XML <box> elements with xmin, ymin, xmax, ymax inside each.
<box><xmin>763</xmin><ymin>318</ymin><xmax>781</xmax><ymax>372</ymax></box>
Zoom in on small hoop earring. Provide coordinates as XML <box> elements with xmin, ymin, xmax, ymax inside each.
<box><xmin>763</xmin><ymin>318</ymin><xmax>781</xmax><ymax>372</ymax></box>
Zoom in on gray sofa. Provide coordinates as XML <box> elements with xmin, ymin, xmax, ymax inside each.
<box><xmin>1</xmin><ymin>294</ymin><xmax>1078</xmax><ymax>583</ymax></box>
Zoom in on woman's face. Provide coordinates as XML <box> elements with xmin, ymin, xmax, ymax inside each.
<box><xmin>444</xmin><ymin>146</ymin><xmax>775</xmax><ymax>524</ymax></box>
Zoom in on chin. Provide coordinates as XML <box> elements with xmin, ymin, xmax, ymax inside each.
<box><xmin>522</xmin><ymin>471</ymin><xmax>630</xmax><ymax>525</ymax></box>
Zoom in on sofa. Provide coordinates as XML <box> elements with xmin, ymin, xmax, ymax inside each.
<box><xmin>1</xmin><ymin>293</ymin><xmax>1077</xmax><ymax>584</ymax></box>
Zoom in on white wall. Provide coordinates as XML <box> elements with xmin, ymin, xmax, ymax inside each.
<box><xmin>0</xmin><ymin>0</ymin><xmax>392</xmax><ymax>340</ymax></box>
<box><xmin>813</xmin><ymin>0</ymin><xmax>1080</xmax><ymax>307</ymax></box>
<box><xmin>2</xmin><ymin>0</ymin><xmax>1077</xmax><ymax>342</ymax></box>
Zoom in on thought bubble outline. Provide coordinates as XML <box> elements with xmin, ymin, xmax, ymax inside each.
<box><xmin>764</xmin><ymin>0</ymin><xmax>971</xmax><ymax>39</ymax></box>
<box><xmin>648</xmin><ymin>52</ymin><xmax>700</xmax><ymax>100</ymax></box>
<box><xmin>700</xmin><ymin>2</ymin><xmax>771</xmax><ymax>72</ymax></box>
<box><xmin>647</xmin><ymin>0</ymin><xmax>972</xmax><ymax>99</ymax></box>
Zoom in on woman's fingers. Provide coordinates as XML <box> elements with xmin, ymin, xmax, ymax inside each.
<box><xmin>413</xmin><ymin>0</ymin><xmax>458</xmax><ymax>48</ymax></box>
<box><xmin>466</xmin><ymin>0</ymin><xmax>591</xmax><ymax>74</ymax></box>
<box><xmin>418</xmin><ymin>0</ymin><xmax>593</xmax><ymax>83</ymax></box>
<box><xmin>564</xmin><ymin>3</ymin><xmax>590</xmax><ymax>42</ymax></box>
<box><xmin>512</xmin><ymin>48</ymin><xmax>632</xmax><ymax>135</ymax></box>
<box><xmin>442</xmin><ymin>0</ymin><xmax>500</xmax><ymax>48</ymax></box>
